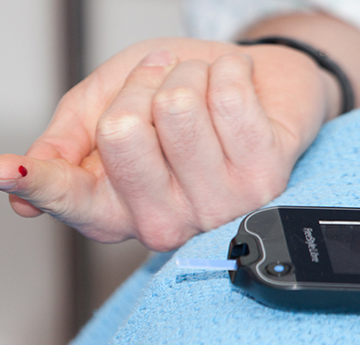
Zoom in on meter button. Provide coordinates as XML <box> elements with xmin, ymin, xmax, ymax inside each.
<box><xmin>266</xmin><ymin>262</ymin><xmax>292</xmax><ymax>277</ymax></box>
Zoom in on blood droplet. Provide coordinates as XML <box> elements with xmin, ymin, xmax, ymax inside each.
<box><xmin>19</xmin><ymin>165</ymin><xmax>28</xmax><ymax>177</ymax></box>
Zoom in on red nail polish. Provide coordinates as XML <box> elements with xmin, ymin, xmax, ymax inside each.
<box><xmin>19</xmin><ymin>165</ymin><xmax>28</xmax><ymax>177</ymax></box>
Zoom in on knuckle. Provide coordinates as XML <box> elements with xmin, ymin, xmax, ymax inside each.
<box><xmin>153</xmin><ymin>86</ymin><xmax>198</xmax><ymax>116</ymax></box>
<box><xmin>208</xmin><ymin>83</ymin><xmax>247</xmax><ymax>115</ymax></box>
<box><xmin>235</xmin><ymin>53</ymin><xmax>253</xmax><ymax>69</ymax></box>
<box><xmin>209</xmin><ymin>52</ymin><xmax>255</xmax><ymax>116</ymax></box>
<box><xmin>97</xmin><ymin>114</ymin><xmax>142</xmax><ymax>144</ymax></box>
<box><xmin>153</xmin><ymin>87</ymin><xmax>200</xmax><ymax>159</ymax></box>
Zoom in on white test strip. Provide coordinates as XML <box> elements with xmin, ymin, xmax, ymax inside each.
<box><xmin>176</xmin><ymin>258</ymin><xmax>238</xmax><ymax>271</ymax></box>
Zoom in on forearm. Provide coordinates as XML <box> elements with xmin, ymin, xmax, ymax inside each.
<box><xmin>239</xmin><ymin>11</ymin><xmax>360</xmax><ymax>118</ymax></box>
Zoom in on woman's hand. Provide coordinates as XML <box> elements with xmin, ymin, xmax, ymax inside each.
<box><xmin>0</xmin><ymin>37</ymin><xmax>333</xmax><ymax>250</ymax></box>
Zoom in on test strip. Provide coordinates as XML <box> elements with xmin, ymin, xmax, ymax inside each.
<box><xmin>176</xmin><ymin>258</ymin><xmax>238</xmax><ymax>271</ymax></box>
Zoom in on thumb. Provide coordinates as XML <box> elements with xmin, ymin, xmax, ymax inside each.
<box><xmin>0</xmin><ymin>154</ymin><xmax>95</xmax><ymax>222</ymax></box>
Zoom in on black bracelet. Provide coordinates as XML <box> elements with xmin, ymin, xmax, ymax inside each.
<box><xmin>238</xmin><ymin>36</ymin><xmax>355</xmax><ymax>114</ymax></box>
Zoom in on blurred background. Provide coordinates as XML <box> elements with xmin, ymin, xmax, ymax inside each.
<box><xmin>0</xmin><ymin>1</ymin><xmax>185</xmax><ymax>344</ymax></box>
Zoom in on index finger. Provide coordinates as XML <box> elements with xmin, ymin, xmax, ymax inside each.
<box><xmin>26</xmin><ymin>45</ymin><xmax>156</xmax><ymax>164</ymax></box>
<box><xmin>27</xmin><ymin>68</ymin><xmax>127</xmax><ymax>164</ymax></box>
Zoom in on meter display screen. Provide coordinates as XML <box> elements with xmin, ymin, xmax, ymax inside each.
<box><xmin>320</xmin><ymin>222</ymin><xmax>360</xmax><ymax>275</ymax></box>
<box><xmin>280</xmin><ymin>208</ymin><xmax>360</xmax><ymax>284</ymax></box>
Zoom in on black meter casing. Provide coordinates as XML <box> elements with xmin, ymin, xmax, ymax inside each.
<box><xmin>228</xmin><ymin>206</ymin><xmax>360</xmax><ymax>313</ymax></box>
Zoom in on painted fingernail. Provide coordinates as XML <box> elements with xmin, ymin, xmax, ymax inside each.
<box><xmin>140</xmin><ymin>50</ymin><xmax>176</xmax><ymax>67</ymax></box>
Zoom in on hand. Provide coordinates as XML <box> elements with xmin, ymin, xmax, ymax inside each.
<box><xmin>0</xmin><ymin>38</ymin><xmax>332</xmax><ymax>250</ymax></box>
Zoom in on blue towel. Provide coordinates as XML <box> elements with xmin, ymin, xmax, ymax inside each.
<box><xmin>70</xmin><ymin>110</ymin><xmax>360</xmax><ymax>345</ymax></box>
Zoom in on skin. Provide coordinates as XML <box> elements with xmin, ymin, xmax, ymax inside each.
<box><xmin>0</xmin><ymin>11</ymin><xmax>359</xmax><ymax>251</ymax></box>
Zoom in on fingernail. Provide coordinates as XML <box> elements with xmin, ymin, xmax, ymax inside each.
<box><xmin>0</xmin><ymin>166</ymin><xmax>28</xmax><ymax>191</ymax></box>
<box><xmin>140</xmin><ymin>50</ymin><xmax>176</xmax><ymax>67</ymax></box>
<box><xmin>0</xmin><ymin>179</ymin><xmax>17</xmax><ymax>191</ymax></box>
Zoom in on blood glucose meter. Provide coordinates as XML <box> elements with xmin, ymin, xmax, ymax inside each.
<box><xmin>228</xmin><ymin>206</ymin><xmax>360</xmax><ymax>312</ymax></box>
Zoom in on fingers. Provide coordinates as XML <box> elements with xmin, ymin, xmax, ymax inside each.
<box><xmin>208</xmin><ymin>53</ymin><xmax>273</xmax><ymax>167</ymax></box>
<box><xmin>97</xmin><ymin>50</ymin><xmax>177</xmax><ymax>192</ymax></box>
<box><xmin>26</xmin><ymin>69</ymin><xmax>119</xmax><ymax>164</ymax></box>
<box><xmin>151</xmin><ymin>60</ymin><xmax>228</xmax><ymax>226</ymax></box>
<box><xmin>153</xmin><ymin>61</ymin><xmax>224</xmax><ymax>175</ymax></box>
<box><xmin>23</xmin><ymin>38</ymin><xmax>227</xmax><ymax>164</ymax></box>
<box><xmin>96</xmin><ymin>50</ymin><xmax>196</xmax><ymax>248</ymax></box>
<box><xmin>207</xmin><ymin>53</ymin><xmax>289</xmax><ymax>208</ymax></box>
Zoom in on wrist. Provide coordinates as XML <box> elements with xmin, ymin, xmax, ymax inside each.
<box><xmin>232</xmin><ymin>44</ymin><xmax>333</xmax><ymax>159</ymax></box>
<box><xmin>239</xmin><ymin>11</ymin><xmax>360</xmax><ymax>110</ymax></box>
<box><xmin>238</xmin><ymin>36</ymin><xmax>353</xmax><ymax>119</ymax></box>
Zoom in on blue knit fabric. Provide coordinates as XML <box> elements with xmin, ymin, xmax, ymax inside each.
<box><xmin>70</xmin><ymin>110</ymin><xmax>360</xmax><ymax>345</ymax></box>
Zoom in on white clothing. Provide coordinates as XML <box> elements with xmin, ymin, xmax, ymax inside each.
<box><xmin>183</xmin><ymin>0</ymin><xmax>360</xmax><ymax>41</ymax></box>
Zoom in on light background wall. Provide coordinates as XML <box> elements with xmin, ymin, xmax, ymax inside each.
<box><xmin>0</xmin><ymin>1</ymin><xmax>185</xmax><ymax>344</ymax></box>
<box><xmin>0</xmin><ymin>1</ymin><xmax>72</xmax><ymax>344</ymax></box>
